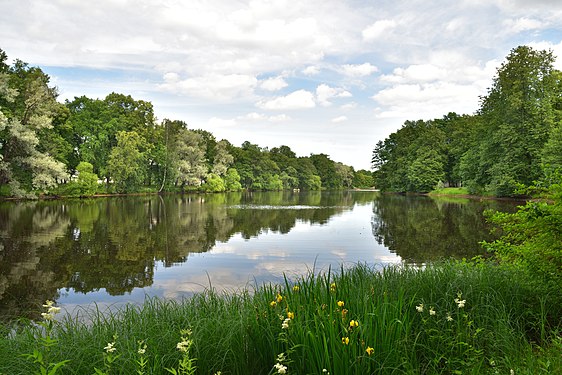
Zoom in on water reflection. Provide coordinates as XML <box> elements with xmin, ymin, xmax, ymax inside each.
<box><xmin>0</xmin><ymin>191</ymin><xmax>518</xmax><ymax>321</ymax></box>
<box><xmin>371</xmin><ymin>194</ymin><xmax>520</xmax><ymax>263</ymax></box>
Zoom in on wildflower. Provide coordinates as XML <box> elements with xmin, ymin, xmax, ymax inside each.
<box><xmin>416</xmin><ymin>303</ymin><xmax>424</xmax><ymax>313</ymax></box>
<box><xmin>41</xmin><ymin>300</ymin><xmax>61</xmax><ymax>321</ymax></box>
<box><xmin>429</xmin><ymin>307</ymin><xmax>436</xmax><ymax>316</ymax></box>
<box><xmin>446</xmin><ymin>313</ymin><xmax>453</xmax><ymax>322</ymax></box>
<box><xmin>330</xmin><ymin>282</ymin><xmax>336</xmax><ymax>292</ymax></box>
<box><xmin>341</xmin><ymin>308</ymin><xmax>348</xmax><ymax>318</ymax></box>
<box><xmin>455</xmin><ymin>292</ymin><xmax>466</xmax><ymax>308</ymax></box>
<box><xmin>510</xmin><ymin>370</ymin><xmax>515</xmax><ymax>375</ymax></box>
<box><xmin>323</xmin><ymin>369</ymin><xmax>330</xmax><ymax>374</ymax></box>
<box><xmin>104</xmin><ymin>342</ymin><xmax>117</xmax><ymax>353</ymax></box>
<box><xmin>176</xmin><ymin>339</ymin><xmax>192</xmax><ymax>353</ymax></box>
<box><xmin>454</xmin><ymin>298</ymin><xmax>466</xmax><ymax>308</ymax></box>
<box><xmin>349</xmin><ymin>319</ymin><xmax>359</xmax><ymax>328</ymax></box>
<box><xmin>293</xmin><ymin>285</ymin><xmax>300</xmax><ymax>292</ymax></box>
<box><xmin>276</xmin><ymin>293</ymin><xmax>283</xmax><ymax>303</ymax></box>
<box><xmin>273</xmin><ymin>362</ymin><xmax>287</xmax><ymax>374</ymax></box>
<box><xmin>137</xmin><ymin>340</ymin><xmax>147</xmax><ymax>355</ymax></box>
<box><xmin>341</xmin><ymin>336</ymin><xmax>349</xmax><ymax>345</ymax></box>
<box><xmin>366</xmin><ymin>346</ymin><xmax>374</xmax><ymax>356</ymax></box>
<box><xmin>270</xmin><ymin>301</ymin><xmax>277</xmax><ymax>307</ymax></box>
<box><xmin>41</xmin><ymin>312</ymin><xmax>55</xmax><ymax>321</ymax></box>
<box><xmin>277</xmin><ymin>353</ymin><xmax>286</xmax><ymax>362</ymax></box>
<box><xmin>281</xmin><ymin>318</ymin><xmax>290</xmax><ymax>329</ymax></box>
<box><xmin>337</xmin><ymin>300</ymin><xmax>345</xmax><ymax>308</ymax></box>
<box><xmin>287</xmin><ymin>311</ymin><xmax>295</xmax><ymax>320</ymax></box>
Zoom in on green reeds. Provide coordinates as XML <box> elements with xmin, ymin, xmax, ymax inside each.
<box><xmin>0</xmin><ymin>261</ymin><xmax>560</xmax><ymax>374</ymax></box>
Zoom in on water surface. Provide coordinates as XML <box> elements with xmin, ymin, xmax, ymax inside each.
<box><xmin>0</xmin><ymin>191</ymin><xmax>519</xmax><ymax>321</ymax></box>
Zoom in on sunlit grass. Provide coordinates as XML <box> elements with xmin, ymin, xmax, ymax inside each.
<box><xmin>429</xmin><ymin>187</ymin><xmax>471</xmax><ymax>196</ymax></box>
<box><xmin>0</xmin><ymin>262</ymin><xmax>560</xmax><ymax>374</ymax></box>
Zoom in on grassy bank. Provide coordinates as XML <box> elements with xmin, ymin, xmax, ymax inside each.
<box><xmin>1</xmin><ymin>262</ymin><xmax>560</xmax><ymax>374</ymax></box>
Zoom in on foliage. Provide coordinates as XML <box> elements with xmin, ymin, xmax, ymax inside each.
<box><xmin>1</xmin><ymin>262</ymin><xmax>560</xmax><ymax>374</ymax></box>
<box><xmin>483</xmin><ymin>181</ymin><xmax>562</xmax><ymax>291</ymax></box>
<box><xmin>0</xmin><ymin>51</ymin><xmax>68</xmax><ymax>197</ymax></box>
<box><xmin>373</xmin><ymin>46</ymin><xmax>562</xmax><ymax>197</ymax></box>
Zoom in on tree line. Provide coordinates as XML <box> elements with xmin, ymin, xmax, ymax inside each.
<box><xmin>372</xmin><ymin>46</ymin><xmax>562</xmax><ymax>196</ymax></box>
<box><xmin>0</xmin><ymin>48</ymin><xmax>374</xmax><ymax>198</ymax></box>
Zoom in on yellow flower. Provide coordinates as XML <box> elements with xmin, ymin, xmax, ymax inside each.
<box><xmin>330</xmin><ymin>283</ymin><xmax>336</xmax><ymax>292</ymax></box>
<box><xmin>366</xmin><ymin>346</ymin><xmax>374</xmax><ymax>356</ymax></box>
<box><xmin>349</xmin><ymin>319</ymin><xmax>358</xmax><ymax>328</ymax></box>
<box><xmin>276</xmin><ymin>294</ymin><xmax>283</xmax><ymax>303</ymax></box>
<box><xmin>293</xmin><ymin>285</ymin><xmax>300</xmax><ymax>292</ymax></box>
<box><xmin>287</xmin><ymin>311</ymin><xmax>295</xmax><ymax>320</ymax></box>
<box><xmin>341</xmin><ymin>308</ymin><xmax>348</xmax><ymax>318</ymax></box>
<box><xmin>341</xmin><ymin>337</ymin><xmax>349</xmax><ymax>345</ymax></box>
<box><xmin>270</xmin><ymin>301</ymin><xmax>277</xmax><ymax>307</ymax></box>
<box><xmin>337</xmin><ymin>300</ymin><xmax>345</xmax><ymax>308</ymax></box>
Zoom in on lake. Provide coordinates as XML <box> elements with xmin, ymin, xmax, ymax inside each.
<box><xmin>0</xmin><ymin>191</ymin><xmax>520</xmax><ymax>321</ymax></box>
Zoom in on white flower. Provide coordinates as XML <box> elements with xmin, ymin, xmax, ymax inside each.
<box><xmin>42</xmin><ymin>300</ymin><xmax>55</xmax><ymax>308</ymax></box>
<box><xmin>274</xmin><ymin>362</ymin><xmax>287</xmax><ymax>374</ymax></box>
<box><xmin>104</xmin><ymin>342</ymin><xmax>116</xmax><ymax>353</ymax></box>
<box><xmin>454</xmin><ymin>298</ymin><xmax>466</xmax><ymax>308</ymax></box>
<box><xmin>429</xmin><ymin>307</ymin><xmax>436</xmax><ymax>316</ymax></box>
<box><xmin>176</xmin><ymin>339</ymin><xmax>191</xmax><ymax>353</ymax></box>
<box><xmin>416</xmin><ymin>303</ymin><xmax>424</xmax><ymax>313</ymax></box>
<box><xmin>281</xmin><ymin>317</ymin><xmax>290</xmax><ymax>329</ymax></box>
<box><xmin>446</xmin><ymin>313</ymin><xmax>453</xmax><ymax>322</ymax></box>
<box><xmin>41</xmin><ymin>312</ymin><xmax>54</xmax><ymax>321</ymax></box>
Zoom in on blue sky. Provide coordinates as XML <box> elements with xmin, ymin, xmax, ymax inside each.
<box><xmin>1</xmin><ymin>0</ymin><xmax>562</xmax><ymax>170</ymax></box>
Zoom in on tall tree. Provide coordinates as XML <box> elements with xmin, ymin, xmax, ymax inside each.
<box><xmin>468</xmin><ymin>46</ymin><xmax>557</xmax><ymax>195</ymax></box>
<box><xmin>0</xmin><ymin>53</ymin><xmax>68</xmax><ymax>197</ymax></box>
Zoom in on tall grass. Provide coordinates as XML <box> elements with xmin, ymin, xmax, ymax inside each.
<box><xmin>0</xmin><ymin>262</ymin><xmax>560</xmax><ymax>374</ymax></box>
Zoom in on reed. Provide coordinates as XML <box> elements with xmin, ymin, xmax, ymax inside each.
<box><xmin>0</xmin><ymin>261</ymin><xmax>560</xmax><ymax>374</ymax></box>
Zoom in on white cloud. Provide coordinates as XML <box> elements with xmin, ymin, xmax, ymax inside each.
<box><xmin>503</xmin><ymin>17</ymin><xmax>544</xmax><ymax>33</ymax></box>
<box><xmin>158</xmin><ymin>73</ymin><xmax>257</xmax><ymax>100</ymax></box>
<box><xmin>362</xmin><ymin>19</ymin><xmax>397</xmax><ymax>41</ymax></box>
<box><xmin>373</xmin><ymin>82</ymin><xmax>482</xmax><ymax>120</ymax></box>
<box><xmin>237</xmin><ymin>112</ymin><xmax>291</xmax><ymax>122</ymax></box>
<box><xmin>302</xmin><ymin>65</ymin><xmax>320</xmax><ymax>75</ymax></box>
<box><xmin>316</xmin><ymin>84</ymin><xmax>352</xmax><ymax>107</ymax></box>
<box><xmin>341</xmin><ymin>63</ymin><xmax>378</xmax><ymax>77</ymax></box>
<box><xmin>332</xmin><ymin>116</ymin><xmax>347</xmax><ymax>123</ymax></box>
<box><xmin>259</xmin><ymin>76</ymin><xmax>288</xmax><ymax>91</ymax></box>
<box><xmin>256</xmin><ymin>89</ymin><xmax>316</xmax><ymax>110</ymax></box>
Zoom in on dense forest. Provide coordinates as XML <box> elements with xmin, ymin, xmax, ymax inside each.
<box><xmin>0</xmin><ymin>48</ymin><xmax>373</xmax><ymax>198</ymax></box>
<box><xmin>372</xmin><ymin>46</ymin><xmax>562</xmax><ymax>196</ymax></box>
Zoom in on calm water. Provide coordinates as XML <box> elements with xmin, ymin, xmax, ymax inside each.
<box><xmin>0</xmin><ymin>191</ymin><xmax>520</xmax><ymax>321</ymax></box>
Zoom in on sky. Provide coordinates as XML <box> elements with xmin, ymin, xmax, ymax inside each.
<box><xmin>1</xmin><ymin>0</ymin><xmax>562</xmax><ymax>170</ymax></box>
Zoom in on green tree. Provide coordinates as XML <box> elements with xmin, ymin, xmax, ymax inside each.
<box><xmin>202</xmin><ymin>173</ymin><xmax>226</xmax><ymax>192</ymax></box>
<box><xmin>75</xmin><ymin>161</ymin><xmax>99</xmax><ymax>196</ymax></box>
<box><xmin>467</xmin><ymin>46</ymin><xmax>558</xmax><ymax>196</ymax></box>
<box><xmin>224</xmin><ymin>168</ymin><xmax>242</xmax><ymax>191</ymax></box>
<box><xmin>108</xmin><ymin>131</ymin><xmax>145</xmax><ymax>193</ymax></box>
<box><xmin>353</xmin><ymin>170</ymin><xmax>374</xmax><ymax>188</ymax></box>
<box><xmin>174</xmin><ymin>128</ymin><xmax>207</xmax><ymax>190</ymax></box>
<box><xmin>0</xmin><ymin>53</ymin><xmax>68</xmax><ymax>197</ymax></box>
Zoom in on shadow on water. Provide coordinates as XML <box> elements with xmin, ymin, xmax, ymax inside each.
<box><xmin>0</xmin><ymin>191</ymin><xmax>518</xmax><ymax>321</ymax></box>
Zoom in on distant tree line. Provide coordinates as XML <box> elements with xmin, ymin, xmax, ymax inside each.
<box><xmin>0</xmin><ymin>48</ymin><xmax>374</xmax><ymax>198</ymax></box>
<box><xmin>372</xmin><ymin>46</ymin><xmax>562</xmax><ymax>196</ymax></box>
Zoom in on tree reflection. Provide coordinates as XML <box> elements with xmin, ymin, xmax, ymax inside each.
<box><xmin>0</xmin><ymin>191</ymin><xmax>367</xmax><ymax>320</ymax></box>
<box><xmin>371</xmin><ymin>194</ymin><xmax>519</xmax><ymax>264</ymax></box>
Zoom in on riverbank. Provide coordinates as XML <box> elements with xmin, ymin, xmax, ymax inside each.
<box><xmin>1</xmin><ymin>262</ymin><xmax>560</xmax><ymax>374</ymax></box>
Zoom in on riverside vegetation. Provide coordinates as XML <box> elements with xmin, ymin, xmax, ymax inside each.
<box><xmin>0</xmin><ymin>261</ymin><xmax>560</xmax><ymax>374</ymax></box>
<box><xmin>1</xmin><ymin>182</ymin><xmax>560</xmax><ymax>374</ymax></box>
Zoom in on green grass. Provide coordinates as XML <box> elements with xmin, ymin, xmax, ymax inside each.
<box><xmin>1</xmin><ymin>262</ymin><xmax>560</xmax><ymax>374</ymax></box>
<box><xmin>429</xmin><ymin>187</ymin><xmax>471</xmax><ymax>196</ymax></box>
